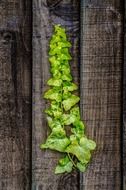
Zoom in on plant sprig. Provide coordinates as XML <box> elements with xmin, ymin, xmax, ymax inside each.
<box><xmin>40</xmin><ymin>25</ymin><xmax>96</xmax><ymax>174</ymax></box>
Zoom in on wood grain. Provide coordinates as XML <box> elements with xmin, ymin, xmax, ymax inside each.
<box><xmin>0</xmin><ymin>1</ymin><xmax>32</xmax><ymax>190</ymax></box>
<box><xmin>123</xmin><ymin>1</ymin><xmax>126</xmax><ymax>189</ymax></box>
<box><xmin>32</xmin><ymin>0</ymin><xmax>80</xmax><ymax>189</ymax></box>
<box><xmin>80</xmin><ymin>0</ymin><xmax>123</xmax><ymax>189</ymax></box>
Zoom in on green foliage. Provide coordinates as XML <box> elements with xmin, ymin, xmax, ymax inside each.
<box><xmin>55</xmin><ymin>156</ymin><xmax>73</xmax><ymax>174</ymax></box>
<box><xmin>40</xmin><ymin>25</ymin><xmax>96</xmax><ymax>174</ymax></box>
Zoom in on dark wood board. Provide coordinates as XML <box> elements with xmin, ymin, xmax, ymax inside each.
<box><xmin>80</xmin><ymin>0</ymin><xmax>123</xmax><ymax>189</ymax></box>
<box><xmin>123</xmin><ymin>0</ymin><xmax>126</xmax><ymax>189</ymax></box>
<box><xmin>32</xmin><ymin>0</ymin><xmax>80</xmax><ymax>189</ymax></box>
<box><xmin>0</xmin><ymin>1</ymin><xmax>32</xmax><ymax>190</ymax></box>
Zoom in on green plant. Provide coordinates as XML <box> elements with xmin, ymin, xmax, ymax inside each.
<box><xmin>40</xmin><ymin>25</ymin><xmax>96</xmax><ymax>174</ymax></box>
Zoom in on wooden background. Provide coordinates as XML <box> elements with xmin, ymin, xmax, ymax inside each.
<box><xmin>0</xmin><ymin>0</ymin><xmax>32</xmax><ymax>190</ymax></box>
<box><xmin>0</xmin><ymin>0</ymin><xmax>124</xmax><ymax>190</ymax></box>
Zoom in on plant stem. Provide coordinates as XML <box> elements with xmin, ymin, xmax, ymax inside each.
<box><xmin>68</xmin><ymin>153</ymin><xmax>77</xmax><ymax>168</ymax></box>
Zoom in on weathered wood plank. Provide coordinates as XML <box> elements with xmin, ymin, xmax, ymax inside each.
<box><xmin>80</xmin><ymin>0</ymin><xmax>123</xmax><ymax>189</ymax></box>
<box><xmin>32</xmin><ymin>0</ymin><xmax>80</xmax><ymax>189</ymax></box>
<box><xmin>123</xmin><ymin>1</ymin><xmax>126</xmax><ymax>189</ymax></box>
<box><xmin>0</xmin><ymin>1</ymin><xmax>32</xmax><ymax>190</ymax></box>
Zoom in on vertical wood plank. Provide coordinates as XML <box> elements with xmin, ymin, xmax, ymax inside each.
<box><xmin>80</xmin><ymin>0</ymin><xmax>123</xmax><ymax>189</ymax></box>
<box><xmin>123</xmin><ymin>0</ymin><xmax>126</xmax><ymax>188</ymax></box>
<box><xmin>0</xmin><ymin>1</ymin><xmax>32</xmax><ymax>190</ymax></box>
<box><xmin>32</xmin><ymin>0</ymin><xmax>80</xmax><ymax>189</ymax></box>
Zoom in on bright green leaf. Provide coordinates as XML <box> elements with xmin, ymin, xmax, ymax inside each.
<box><xmin>70</xmin><ymin>106</ymin><xmax>80</xmax><ymax>119</ymax></box>
<box><xmin>63</xmin><ymin>95</ymin><xmax>80</xmax><ymax>111</ymax></box>
<box><xmin>49</xmin><ymin>56</ymin><xmax>60</xmax><ymax>66</ymax></box>
<box><xmin>66</xmin><ymin>142</ymin><xmax>91</xmax><ymax>164</ymax></box>
<box><xmin>58</xmin><ymin>41</ymin><xmax>71</xmax><ymax>48</ymax></box>
<box><xmin>71</xmin><ymin>120</ymin><xmax>85</xmax><ymax>136</ymax></box>
<box><xmin>80</xmin><ymin>137</ymin><xmax>96</xmax><ymax>151</ymax></box>
<box><xmin>54</xmin><ymin>25</ymin><xmax>67</xmax><ymax>39</ymax></box>
<box><xmin>62</xmin><ymin>113</ymin><xmax>76</xmax><ymax>125</ymax></box>
<box><xmin>44</xmin><ymin>88</ymin><xmax>62</xmax><ymax>102</ymax></box>
<box><xmin>45</xmin><ymin>101</ymin><xmax>62</xmax><ymax>118</ymax></box>
<box><xmin>47</xmin><ymin>78</ymin><xmax>62</xmax><ymax>87</ymax></box>
<box><xmin>46</xmin><ymin>117</ymin><xmax>62</xmax><ymax>129</ymax></box>
<box><xmin>55</xmin><ymin>156</ymin><xmax>73</xmax><ymax>174</ymax></box>
<box><xmin>41</xmin><ymin>127</ymin><xmax>70</xmax><ymax>152</ymax></box>
<box><xmin>63</xmin><ymin>81</ymin><xmax>78</xmax><ymax>92</ymax></box>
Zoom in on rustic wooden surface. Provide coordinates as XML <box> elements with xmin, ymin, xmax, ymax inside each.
<box><xmin>123</xmin><ymin>1</ymin><xmax>126</xmax><ymax>189</ymax></box>
<box><xmin>0</xmin><ymin>1</ymin><xmax>32</xmax><ymax>190</ymax></box>
<box><xmin>0</xmin><ymin>0</ymin><xmax>124</xmax><ymax>189</ymax></box>
<box><xmin>32</xmin><ymin>0</ymin><xmax>80</xmax><ymax>189</ymax></box>
<box><xmin>80</xmin><ymin>0</ymin><xmax>123</xmax><ymax>189</ymax></box>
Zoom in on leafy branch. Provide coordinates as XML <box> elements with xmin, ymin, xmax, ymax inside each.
<box><xmin>40</xmin><ymin>25</ymin><xmax>96</xmax><ymax>174</ymax></box>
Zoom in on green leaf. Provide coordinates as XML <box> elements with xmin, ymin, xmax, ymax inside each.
<box><xmin>46</xmin><ymin>117</ymin><xmax>62</xmax><ymax>129</ymax></box>
<box><xmin>63</xmin><ymin>81</ymin><xmax>78</xmax><ymax>92</ymax></box>
<box><xmin>50</xmin><ymin>67</ymin><xmax>62</xmax><ymax>78</ymax></box>
<box><xmin>61</xmin><ymin>65</ymin><xmax>71</xmax><ymax>75</ymax></box>
<box><xmin>47</xmin><ymin>78</ymin><xmax>62</xmax><ymax>87</ymax></box>
<box><xmin>62</xmin><ymin>48</ymin><xmax>71</xmax><ymax>56</ymax></box>
<box><xmin>49</xmin><ymin>46</ymin><xmax>62</xmax><ymax>56</ymax></box>
<box><xmin>45</xmin><ymin>108</ymin><xmax>53</xmax><ymax>116</ymax></box>
<box><xmin>70</xmin><ymin>106</ymin><xmax>80</xmax><ymax>119</ymax></box>
<box><xmin>65</xmin><ymin>141</ymin><xmax>91</xmax><ymax>164</ymax></box>
<box><xmin>62</xmin><ymin>113</ymin><xmax>76</xmax><ymax>125</ymax></box>
<box><xmin>61</xmin><ymin>69</ymin><xmax>72</xmax><ymax>81</ymax></box>
<box><xmin>65</xmin><ymin>137</ymin><xmax>96</xmax><ymax>164</ymax></box>
<box><xmin>69</xmin><ymin>134</ymin><xmax>77</xmax><ymax>143</ymax></box>
<box><xmin>55</xmin><ymin>156</ymin><xmax>73</xmax><ymax>174</ymax></box>
<box><xmin>51</xmin><ymin>126</ymin><xmax>66</xmax><ymax>137</ymax></box>
<box><xmin>63</xmin><ymin>95</ymin><xmax>80</xmax><ymax>111</ymax></box>
<box><xmin>45</xmin><ymin>101</ymin><xmax>62</xmax><ymax>118</ymax></box>
<box><xmin>62</xmin><ymin>61</ymin><xmax>70</xmax><ymax>68</ymax></box>
<box><xmin>41</xmin><ymin>127</ymin><xmax>70</xmax><ymax>152</ymax></box>
<box><xmin>77</xmin><ymin>162</ymin><xmax>87</xmax><ymax>172</ymax></box>
<box><xmin>66</xmin><ymin>136</ymin><xmax>96</xmax><ymax>164</ymax></box>
<box><xmin>61</xmin><ymin>106</ymin><xmax>82</xmax><ymax>126</ymax></box>
<box><xmin>58</xmin><ymin>53</ymin><xmax>72</xmax><ymax>61</ymax></box>
<box><xmin>57</xmin><ymin>41</ymin><xmax>71</xmax><ymax>48</ymax></box>
<box><xmin>51</xmin><ymin>101</ymin><xmax>62</xmax><ymax>117</ymax></box>
<box><xmin>49</xmin><ymin>56</ymin><xmax>60</xmax><ymax>66</ymax></box>
<box><xmin>62</xmin><ymin>73</ymin><xmax>72</xmax><ymax>81</ymax></box>
<box><xmin>50</xmin><ymin>35</ymin><xmax>61</xmax><ymax>44</ymax></box>
<box><xmin>54</xmin><ymin>25</ymin><xmax>67</xmax><ymax>39</ymax></box>
<box><xmin>46</xmin><ymin>116</ymin><xmax>53</xmax><ymax>128</ymax></box>
<box><xmin>71</xmin><ymin>124</ymin><xmax>84</xmax><ymax>138</ymax></box>
<box><xmin>62</xmin><ymin>91</ymin><xmax>72</xmax><ymax>99</ymax></box>
<box><xmin>44</xmin><ymin>88</ymin><xmax>62</xmax><ymax>102</ymax></box>
<box><xmin>50</xmin><ymin>41</ymin><xmax>71</xmax><ymax>50</ymax></box>
<box><xmin>80</xmin><ymin>137</ymin><xmax>96</xmax><ymax>151</ymax></box>
<box><xmin>41</xmin><ymin>137</ymin><xmax>70</xmax><ymax>152</ymax></box>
